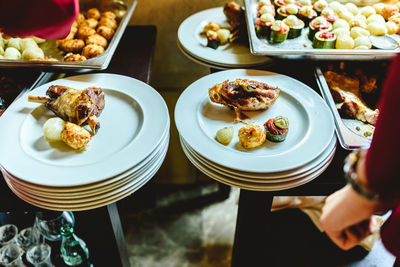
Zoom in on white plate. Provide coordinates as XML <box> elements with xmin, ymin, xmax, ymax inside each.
<box><xmin>177</xmin><ymin>7</ymin><xmax>272</xmax><ymax>67</ymax></box>
<box><xmin>182</xmin><ymin>141</ymin><xmax>334</xmax><ymax>191</ymax></box>
<box><xmin>5</xmin><ymin>137</ymin><xmax>169</xmax><ymax>204</ymax></box>
<box><xmin>180</xmin><ymin>135</ymin><xmax>336</xmax><ymax>183</ymax></box>
<box><xmin>175</xmin><ymin>69</ymin><xmax>334</xmax><ymax>173</ymax></box>
<box><xmin>3</xmin><ymin>133</ymin><xmax>169</xmax><ymax>199</ymax></box>
<box><xmin>0</xmin><ymin>73</ymin><xmax>169</xmax><ymax>187</ymax></box>
<box><xmin>2</xmin><ymin>130</ymin><xmax>170</xmax><ymax>194</ymax></box>
<box><xmin>3</xmin><ymin>138</ymin><xmax>168</xmax><ymax>211</ymax></box>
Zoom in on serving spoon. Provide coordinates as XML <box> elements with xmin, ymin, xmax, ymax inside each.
<box><xmin>369</xmin><ymin>35</ymin><xmax>400</xmax><ymax>50</ymax></box>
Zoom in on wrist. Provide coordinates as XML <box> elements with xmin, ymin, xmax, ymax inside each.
<box><xmin>344</xmin><ymin>150</ymin><xmax>380</xmax><ymax>202</ymax></box>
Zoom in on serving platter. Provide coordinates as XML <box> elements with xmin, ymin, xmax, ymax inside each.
<box><xmin>244</xmin><ymin>0</ymin><xmax>400</xmax><ymax>59</ymax></box>
<box><xmin>0</xmin><ymin>0</ymin><xmax>137</xmax><ymax>70</ymax></box>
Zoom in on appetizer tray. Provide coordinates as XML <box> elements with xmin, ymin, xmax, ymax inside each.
<box><xmin>314</xmin><ymin>61</ymin><xmax>386</xmax><ymax>149</ymax></box>
<box><xmin>0</xmin><ymin>0</ymin><xmax>137</xmax><ymax>70</ymax></box>
<box><xmin>244</xmin><ymin>0</ymin><xmax>400</xmax><ymax>59</ymax></box>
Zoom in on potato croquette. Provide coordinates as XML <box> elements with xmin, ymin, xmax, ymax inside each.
<box><xmin>86</xmin><ymin>34</ymin><xmax>108</xmax><ymax>48</ymax></box>
<box><xmin>101</xmin><ymin>11</ymin><xmax>117</xmax><ymax>20</ymax></box>
<box><xmin>76</xmin><ymin>13</ymin><xmax>85</xmax><ymax>25</ymax></box>
<box><xmin>86</xmin><ymin>8</ymin><xmax>101</xmax><ymax>20</ymax></box>
<box><xmin>59</xmin><ymin>39</ymin><xmax>85</xmax><ymax>53</ymax></box>
<box><xmin>65</xmin><ymin>25</ymin><xmax>78</xmax><ymax>40</ymax></box>
<box><xmin>64</xmin><ymin>53</ymin><xmax>87</xmax><ymax>62</ymax></box>
<box><xmin>82</xmin><ymin>44</ymin><xmax>104</xmax><ymax>59</ymax></box>
<box><xmin>81</xmin><ymin>18</ymin><xmax>98</xmax><ymax>29</ymax></box>
<box><xmin>77</xmin><ymin>26</ymin><xmax>96</xmax><ymax>40</ymax></box>
<box><xmin>96</xmin><ymin>26</ymin><xmax>115</xmax><ymax>40</ymax></box>
<box><xmin>99</xmin><ymin>17</ymin><xmax>117</xmax><ymax>29</ymax></box>
<box><xmin>238</xmin><ymin>125</ymin><xmax>266</xmax><ymax>149</ymax></box>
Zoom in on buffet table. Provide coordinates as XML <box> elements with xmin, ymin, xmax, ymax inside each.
<box><xmin>0</xmin><ymin>25</ymin><xmax>156</xmax><ymax>267</ymax></box>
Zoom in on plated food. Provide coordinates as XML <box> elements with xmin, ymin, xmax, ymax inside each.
<box><xmin>201</xmin><ymin>2</ymin><xmax>247</xmax><ymax>49</ymax></box>
<box><xmin>209</xmin><ymin>78</ymin><xmax>280</xmax><ymax>121</ymax></box>
<box><xmin>28</xmin><ymin>85</ymin><xmax>105</xmax><ymax>150</ymax></box>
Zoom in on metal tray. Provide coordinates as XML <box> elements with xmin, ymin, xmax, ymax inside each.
<box><xmin>0</xmin><ymin>0</ymin><xmax>137</xmax><ymax>70</ymax></box>
<box><xmin>314</xmin><ymin>66</ymin><xmax>376</xmax><ymax>149</ymax></box>
<box><xmin>244</xmin><ymin>0</ymin><xmax>399</xmax><ymax>60</ymax></box>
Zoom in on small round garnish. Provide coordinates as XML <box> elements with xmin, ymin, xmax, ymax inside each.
<box><xmin>274</xmin><ymin>116</ymin><xmax>289</xmax><ymax>129</ymax></box>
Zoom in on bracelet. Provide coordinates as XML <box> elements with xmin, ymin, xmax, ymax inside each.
<box><xmin>343</xmin><ymin>150</ymin><xmax>380</xmax><ymax>202</ymax></box>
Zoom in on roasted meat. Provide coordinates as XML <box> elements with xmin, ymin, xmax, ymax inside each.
<box><xmin>324</xmin><ymin>70</ymin><xmax>379</xmax><ymax>125</ymax></box>
<box><xmin>29</xmin><ymin>85</ymin><xmax>105</xmax><ymax>134</ymax></box>
<box><xmin>223</xmin><ymin>2</ymin><xmax>248</xmax><ymax>43</ymax></box>
<box><xmin>209</xmin><ymin>79</ymin><xmax>280</xmax><ymax>121</ymax></box>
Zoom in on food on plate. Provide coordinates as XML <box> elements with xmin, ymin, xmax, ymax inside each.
<box><xmin>216</xmin><ymin>126</ymin><xmax>234</xmax><ymax>145</ymax></box>
<box><xmin>270</xmin><ymin>20</ymin><xmax>290</xmax><ymax>43</ymax></box>
<box><xmin>201</xmin><ymin>2</ymin><xmax>247</xmax><ymax>49</ymax></box>
<box><xmin>308</xmin><ymin>17</ymin><xmax>332</xmax><ymax>41</ymax></box>
<box><xmin>209</xmin><ymin>78</ymin><xmax>280</xmax><ymax>121</ymax></box>
<box><xmin>57</xmin><ymin>8</ymin><xmax>118</xmax><ymax>60</ymax></box>
<box><xmin>0</xmin><ymin>37</ymin><xmax>48</xmax><ymax>61</ymax></box>
<box><xmin>312</xmin><ymin>30</ymin><xmax>337</xmax><ymax>49</ymax></box>
<box><xmin>335</xmin><ymin>35</ymin><xmax>354</xmax><ymax>49</ymax></box>
<box><xmin>28</xmin><ymin>85</ymin><xmax>105</xmax><ymax>134</ymax></box>
<box><xmin>298</xmin><ymin>6</ymin><xmax>318</xmax><ymax>24</ymax></box>
<box><xmin>238</xmin><ymin>125</ymin><xmax>266</xmax><ymax>149</ymax></box>
<box><xmin>43</xmin><ymin>117</ymin><xmax>91</xmax><ymax>150</ymax></box>
<box><xmin>324</xmin><ymin>70</ymin><xmax>379</xmax><ymax>125</ymax></box>
<box><xmin>264</xmin><ymin>116</ymin><xmax>289</xmax><ymax>142</ymax></box>
<box><xmin>255</xmin><ymin>14</ymin><xmax>275</xmax><ymax>37</ymax></box>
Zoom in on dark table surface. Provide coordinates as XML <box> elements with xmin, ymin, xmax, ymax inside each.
<box><xmin>0</xmin><ymin>25</ymin><xmax>157</xmax><ymax>267</ymax></box>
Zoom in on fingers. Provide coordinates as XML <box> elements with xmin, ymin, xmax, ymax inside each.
<box><xmin>329</xmin><ymin>219</ymin><xmax>373</xmax><ymax>250</ymax></box>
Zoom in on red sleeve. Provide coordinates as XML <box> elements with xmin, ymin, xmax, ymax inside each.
<box><xmin>365</xmin><ymin>55</ymin><xmax>400</xmax><ymax>200</ymax></box>
<box><xmin>381</xmin><ymin>205</ymin><xmax>400</xmax><ymax>258</ymax></box>
<box><xmin>0</xmin><ymin>0</ymin><xmax>79</xmax><ymax>40</ymax></box>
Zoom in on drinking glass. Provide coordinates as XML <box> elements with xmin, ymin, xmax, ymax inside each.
<box><xmin>0</xmin><ymin>243</ymin><xmax>23</xmax><ymax>266</ymax></box>
<box><xmin>16</xmin><ymin>226</ymin><xmax>43</xmax><ymax>252</ymax></box>
<box><xmin>0</xmin><ymin>224</ymin><xmax>18</xmax><ymax>246</ymax></box>
<box><xmin>34</xmin><ymin>211</ymin><xmax>75</xmax><ymax>241</ymax></box>
<box><xmin>26</xmin><ymin>243</ymin><xmax>52</xmax><ymax>267</ymax></box>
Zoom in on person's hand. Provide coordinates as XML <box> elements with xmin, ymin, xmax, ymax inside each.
<box><xmin>320</xmin><ymin>184</ymin><xmax>379</xmax><ymax>250</ymax></box>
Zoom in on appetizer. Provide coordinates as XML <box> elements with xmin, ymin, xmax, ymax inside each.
<box><xmin>283</xmin><ymin>15</ymin><xmax>305</xmax><ymax>39</ymax></box>
<box><xmin>209</xmin><ymin>78</ymin><xmax>280</xmax><ymax>121</ymax></box>
<box><xmin>270</xmin><ymin>20</ymin><xmax>290</xmax><ymax>43</ymax></box>
<box><xmin>238</xmin><ymin>125</ymin><xmax>266</xmax><ymax>149</ymax></box>
<box><xmin>43</xmin><ymin>117</ymin><xmax>91</xmax><ymax>150</ymax></box>
<box><xmin>201</xmin><ymin>2</ymin><xmax>247</xmax><ymax>49</ymax></box>
<box><xmin>216</xmin><ymin>126</ymin><xmax>234</xmax><ymax>145</ymax></box>
<box><xmin>28</xmin><ymin>85</ymin><xmax>105</xmax><ymax>134</ymax></box>
<box><xmin>312</xmin><ymin>30</ymin><xmax>337</xmax><ymax>49</ymax></box>
<box><xmin>264</xmin><ymin>116</ymin><xmax>289</xmax><ymax>142</ymax></box>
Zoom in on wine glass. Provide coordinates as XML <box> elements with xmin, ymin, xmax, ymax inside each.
<box><xmin>0</xmin><ymin>224</ymin><xmax>18</xmax><ymax>246</ymax></box>
<box><xmin>16</xmin><ymin>226</ymin><xmax>43</xmax><ymax>252</ymax></box>
<box><xmin>26</xmin><ymin>243</ymin><xmax>52</xmax><ymax>267</ymax></box>
<box><xmin>34</xmin><ymin>211</ymin><xmax>75</xmax><ymax>241</ymax></box>
<box><xmin>0</xmin><ymin>243</ymin><xmax>23</xmax><ymax>266</ymax></box>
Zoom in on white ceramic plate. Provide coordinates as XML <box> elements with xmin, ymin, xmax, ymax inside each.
<box><xmin>177</xmin><ymin>7</ymin><xmax>271</xmax><ymax>67</ymax></box>
<box><xmin>5</xmin><ymin>137</ymin><xmax>169</xmax><ymax>204</ymax></box>
<box><xmin>3</xmin><ymin>133</ymin><xmax>169</xmax><ymax>199</ymax></box>
<box><xmin>182</xmin><ymin>140</ymin><xmax>334</xmax><ymax>191</ymax></box>
<box><xmin>2</xmin><ymin>129</ymin><xmax>170</xmax><ymax>194</ymax></box>
<box><xmin>3</xmin><ymin>138</ymin><xmax>168</xmax><ymax>211</ymax></box>
<box><xmin>0</xmin><ymin>73</ymin><xmax>169</xmax><ymax>186</ymax></box>
<box><xmin>175</xmin><ymin>69</ymin><xmax>334</xmax><ymax>173</ymax></box>
<box><xmin>180</xmin><ymin>134</ymin><xmax>336</xmax><ymax>183</ymax></box>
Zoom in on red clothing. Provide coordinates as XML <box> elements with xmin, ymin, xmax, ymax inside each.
<box><xmin>365</xmin><ymin>54</ymin><xmax>400</xmax><ymax>258</ymax></box>
<box><xmin>0</xmin><ymin>0</ymin><xmax>79</xmax><ymax>39</ymax></box>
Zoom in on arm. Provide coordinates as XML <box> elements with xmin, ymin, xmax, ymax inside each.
<box><xmin>0</xmin><ymin>0</ymin><xmax>79</xmax><ymax>39</ymax></box>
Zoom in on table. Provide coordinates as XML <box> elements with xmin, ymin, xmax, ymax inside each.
<box><xmin>0</xmin><ymin>25</ymin><xmax>157</xmax><ymax>267</ymax></box>
<box><xmin>226</xmin><ymin>60</ymin><xmax>360</xmax><ymax>267</ymax></box>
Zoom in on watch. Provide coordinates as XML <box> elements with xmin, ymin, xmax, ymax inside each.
<box><xmin>344</xmin><ymin>150</ymin><xmax>380</xmax><ymax>202</ymax></box>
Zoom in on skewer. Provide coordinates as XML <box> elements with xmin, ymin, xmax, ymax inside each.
<box><xmin>28</xmin><ymin>95</ymin><xmax>50</xmax><ymax>103</ymax></box>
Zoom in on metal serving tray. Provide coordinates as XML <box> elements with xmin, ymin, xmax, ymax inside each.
<box><xmin>315</xmin><ymin>66</ymin><xmax>374</xmax><ymax>150</ymax></box>
<box><xmin>244</xmin><ymin>0</ymin><xmax>400</xmax><ymax>60</ymax></box>
<box><xmin>0</xmin><ymin>0</ymin><xmax>137</xmax><ymax>70</ymax></box>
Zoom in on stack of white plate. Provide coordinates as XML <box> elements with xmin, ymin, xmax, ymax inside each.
<box><xmin>0</xmin><ymin>73</ymin><xmax>170</xmax><ymax>210</ymax></box>
<box><xmin>175</xmin><ymin>69</ymin><xmax>335</xmax><ymax>191</ymax></box>
<box><xmin>177</xmin><ymin>7</ymin><xmax>273</xmax><ymax>69</ymax></box>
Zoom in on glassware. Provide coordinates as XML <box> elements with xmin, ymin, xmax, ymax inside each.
<box><xmin>60</xmin><ymin>224</ymin><xmax>90</xmax><ymax>266</ymax></box>
<box><xmin>0</xmin><ymin>243</ymin><xmax>23</xmax><ymax>266</ymax></box>
<box><xmin>26</xmin><ymin>243</ymin><xmax>52</xmax><ymax>267</ymax></box>
<box><xmin>34</xmin><ymin>211</ymin><xmax>75</xmax><ymax>241</ymax></box>
<box><xmin>0</xmin><ymin>224</ymin><xmax>18</xmax><ymax>246</ymax></box>
<box><xmin>16</xmin><ymin>226</ymin><xmax>43</xmax><ymax>252</ymax></box>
